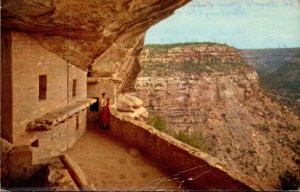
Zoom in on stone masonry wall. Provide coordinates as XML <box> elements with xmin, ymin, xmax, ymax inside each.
<box><xmin>67</xmin><ymin>64</ymin><xmax>87</xmax><ymax>105</ymax></box>
<box><xmin>34</xmin><ymin>110</ymin><xmax>87</xmax><ymax>152</ymax></box>
<box><xmin>110</xmin><ymin>110</ymin><xmax>271</xmax><ymax>190</ymax></box>
<box><xmin>11</xmin><ymin>31</ymin><xmax>67</xmax><ymax>143</ymax></box>
<box><xmin>1</xmin><ymin>31</ymin><xmax>13</xmax><ymax>142</ymax></box>
<box><xmin>87</xmin><ymin>78</ymin><xmax>116</xmax><ymax>121</ymax></box>
<box><xmin>6</xmin><ymin>31</ymin><xmax>87</xmax><ymax>151</ymax></box>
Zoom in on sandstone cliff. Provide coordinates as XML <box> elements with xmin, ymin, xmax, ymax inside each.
<box><xmin>240</xmin><ymin>48</ymin><xmax>300</xmax><ymax>76</ymax></box>
<box><xmin>261</xmin><ymin>61</ymin><xmax>300</xmax><ymax>115</ymax></box>
<box><xmin>135</xmin><ymin>43</ymin><xmax>300</xmax><ymax>187</ymax></box>
<box><xmin>241</xmin><ymin>48</ymin><xmax>300</xmax><ymax>116</ymax></box>
<box><xmin>2</xmin><ymin>0</ymin><xmax>190</xmax><ymax>93</ymax></box>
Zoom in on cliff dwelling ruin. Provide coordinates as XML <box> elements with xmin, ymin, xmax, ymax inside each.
<box><xmin>1</xmin><ymin>0</ymin><xmax>299</xmax><ymax>190</ymax></box>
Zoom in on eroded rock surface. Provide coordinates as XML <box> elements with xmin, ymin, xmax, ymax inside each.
<box><xmin>2</xmin><ymin>0</ymin><xmax>191</xmax><ymax>93</ymax></box>
<box><xmin>46</xmin><ymin>161</ymin><xmax>79</xmax><ymax>191</ymax></box>
<box><xmin>135</xmin><ymin>43</ymin><xmax>300</xmax><ymax>187</ymax></box>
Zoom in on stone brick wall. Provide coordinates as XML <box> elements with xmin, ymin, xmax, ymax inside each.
<box><xmin>2</xmin><ymin>31</ymin><xmax>88</xmax><ymax>151</ymax></box>
<box><xmin>1</xmin><ymin>31</ymin><xmax>13</xmax><ymax>142</ymax></box>
<box><xmin>110</xmin><ymin>110</ymin><xmax>271</xmax><ymax>190</ymax></box>
<box><xmin>34</xmin><ymin>110</ymin><xmax>87</xmax><ymax>152</ymax></box>
<box><xmin>11</xmin><ymin>31</ymin><xmax>68</xmax><ymax>143</ymax></box>
<box><xmin>87</xmin><ymin>78</ymin><xmax>116</xmax><ymax>121</ymax></box>
<box><xmin>67</xmin><ymin>64</ymin><xmax>87</xmax><ymax>105</ymax></box>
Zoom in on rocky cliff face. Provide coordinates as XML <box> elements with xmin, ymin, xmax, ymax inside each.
<box><xmin>2</xmin><ymin>0</ymin><xmax>190</xmax><ymax>93</ymax></box>
<box><xmin>261</xmin><ymin>61</ymin><xmax>300</xmax><ymax>116</ymax></box>
<box><xmin>241</xmin><ymin>48</ymin><xmax>300</xmax><ymax>116</ymax></box>
<box><xmin>135</xmin><ymin>43</ymin><xmax>300</xmax><ymax>187</ymax></box>
<box><xmin>240</xmin><ymin>48</ymin><xmax>300</xmax><ymax>76</ymax></box>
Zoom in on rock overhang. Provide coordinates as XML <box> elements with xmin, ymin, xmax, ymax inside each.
<box><xmin>2</xmin><ymin>0</ymin><xmax>191</xmax><ymax>93</ymax></box>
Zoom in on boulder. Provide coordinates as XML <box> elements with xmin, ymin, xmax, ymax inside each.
<box><xmin>124</xmin><ymin>93</ymin><xmax>143</xmax><ymax>108</ymax></box>
<box><xmin>118</xmin><ymin>106</ymin><xmax>149</xmax><ymax>122</ymax></box>
<box><xmin>117</xmin><ymin>94</ymin><xmax>135</xmax><ymax>112</ymax></box>
<box><xmin>117</xmin><ymin>93</ymin><xmax>144</xmax><ymax>112</ymax></box>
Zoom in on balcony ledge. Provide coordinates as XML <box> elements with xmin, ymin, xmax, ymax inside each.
<box><xmin>27</xmin><ymin>98</ymin><xmax>96</xmax><ymax>131</ymax></box>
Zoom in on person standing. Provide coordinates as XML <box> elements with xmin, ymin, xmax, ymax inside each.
<box><xmin>102</xmin><ymin>98</ymin><xmax>111</xmax><ymax>129</ymax></box>
<box><xmin>99</xmin><ymin>93</ymin><xmax>106</xmax><ymax>128</ymax></box>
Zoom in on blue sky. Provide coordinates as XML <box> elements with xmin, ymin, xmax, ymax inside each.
<box><xmin>145</xmin><ymin>0</ymin><xmax>300</xmax><ymax>49</ymax></box>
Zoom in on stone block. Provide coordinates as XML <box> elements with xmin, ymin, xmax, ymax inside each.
<box><xmin>9</xmin><ymin>145</ymin><xmax>32</xmax><ymax>164</ymax></box>
<box><xmin>1</xmin><ymin>138</ymin><xmax>14</xmax><ymax>187</ymax></box>
<box><xmin>8</xmin><ymin>145</ymin><xmax>43</xmax><ymax>184</ymax></box>
<box><xmin>1</xmin><ymin>138</ymin><xmax>13</xmax><ymax>153</ymax></box>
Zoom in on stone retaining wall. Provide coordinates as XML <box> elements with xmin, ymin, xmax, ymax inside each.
<box><xmin>110</xmin><ymin>110</ymin><xmax>272</xmax><ymax>190</ymax></box>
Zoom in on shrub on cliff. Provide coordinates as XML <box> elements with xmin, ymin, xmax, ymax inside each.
<box><xmin>175</xmin><ymin>131</ymin><xmax>212</xmax><ymax>153</ymax></box>
<box><xmin>177</xmin><ymin>60</ymin><xmax>210</xmax><ymax>73</ymax></box>
<box><xmin>148</xmin><ymin>115</ymin><xmax>213</xmax><ymax>153</ymax></box>
<box><xmin>148</xmin><ymin>114</ymin><xmax>167</xmax><ymax>131</ymax></box>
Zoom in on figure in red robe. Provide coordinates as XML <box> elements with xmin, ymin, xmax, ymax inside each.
<box><xmin>102</xmin><ymin>98</ymin><xmax>110</xmax><ymax>129</ymax></box>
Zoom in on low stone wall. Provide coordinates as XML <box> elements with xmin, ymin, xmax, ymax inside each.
<box><xmin>31</xmin><ymin>109</ymin><xmax>87</xmax><ymax>152</ymax></box>
<box><xmin>110</xmin><ymin>109</ymin><xmax>272</xmax><ymax>190</ymax></box>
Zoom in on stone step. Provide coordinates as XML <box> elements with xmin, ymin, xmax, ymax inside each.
<box><xmin>31</xmin><ymin>147</ymin><xmax>61</xmax><ymax>165</ymax></box>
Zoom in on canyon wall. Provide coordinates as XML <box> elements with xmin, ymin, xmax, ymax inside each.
<box><xmin>135</xmin><ymin>43</ymin><xmax>300</xmax><ymax>187</ymax></box>
<box><xmin>240</xmin><ymin>48</ymin><xmax>300</xmax><ymax>76</ymax></box>
<box><xmin>241</xmin><ymin>48</ymin><xmax>300</xmax><ymax>116</ymax></box>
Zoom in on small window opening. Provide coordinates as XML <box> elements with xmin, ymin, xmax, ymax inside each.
<box><xmin>72</xmin><ymin>79</ymin><xmax>77</xmax><ymax>97</ymax></box>
<box><xmin>31</xmin><ymin>139</ymin><xmax>39</xmax><ymax>147</ymax></box>
<box><xmin>76</xmin><ymin>115</ymin><xmax>79</xmax><ymax>130</ymax></box>
<box><xmin>39</xmin><ymin>75</ymin><xmax>47</xmax><ymax>100</ymax></box>
<box><xmin>89</xmin><ymin>97</ymin><xmax>99</xmax><ymax>112</ymax></box>
<box><xmin>87</xmin><ymin>66</ymin><xmax>92</xmax><ymax>77</ymax></box>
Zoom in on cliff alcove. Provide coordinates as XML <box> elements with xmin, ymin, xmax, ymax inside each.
<box><xmin>2</xmin><ymin>0</ymin><xmax>191</xmax><ymax>93</ymax></box>
<box><xmin>2</xmin><ymin>0</ymin><xmax>298</xmax><ymax>190</ymax></box>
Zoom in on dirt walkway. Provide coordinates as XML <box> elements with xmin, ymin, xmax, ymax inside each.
<box><xmin>65</xmin><ymin>122</ymin><xmax>180</xmax><ymax>190</ymax></box>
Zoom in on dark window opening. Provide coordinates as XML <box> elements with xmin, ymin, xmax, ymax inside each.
<box><xmin>39</xmin><ymin>75</ymin><xmax>47</xmax><ymax>100</ymax></box>
<box><xmin>31</xmin><ymin>139</ymin><xmax>39</xmax><ymax>147</ymax></box>
<box><xmin>72</xmin><ymin>79</ymin><xmax>77</xmax><ymax>97</ymax></box>
<box><xmin>87</xmin><ymin>71</ymin><xmax>91</xmax><ymax>77</ymax></box>
<box><xmin>76</xmin><ymin>115</ymin><xmax>79</xmax><ymax>130</ymax></box>
<box><xmin>87</xmin><ymin>66</ymin><xmax>92</xmax><ymax>77</ymax></box>
<box><xmin>89</xmin><ymin>97</ymin><xmax>99</xmax><ymax>112</ymax></box>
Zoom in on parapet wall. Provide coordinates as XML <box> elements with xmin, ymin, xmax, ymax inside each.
<box><xmin>110</xmin><ymin>110</ymin><xmax>271</xmax><ymax>190</ymax></box>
